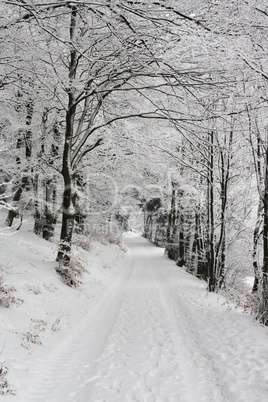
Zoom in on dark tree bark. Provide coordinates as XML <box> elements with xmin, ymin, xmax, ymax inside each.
<box><xmin>33</xmin><ymin>173</ymin><xmax>43</xmax><ymax>235</ymax></box>
<box><xmin>176</xmin><ymin>213</ymin><xmax>185</xmax><ymax>267</ymax></box>
<box><xmin>56</xmin><ymin>5</ymin><xmax>78</xmax><ymax>265</ymax></box>
<box><xmin>216</xmin><ymin>130</ymin><xmax>233</xmax><ymax>289</ymax></box>
<box><xmin>191</xmin><ymin>211</ymin><xmax>206</xmax><ymax>277</ymax></box>
<box><xmin>207</xmin><ymin>130</ymin><xmax>215</xmax><ymax>291</ymax></box>
<box><xmin>165</xmin><ymin>183</ymin><xmax>178</xmax><ymax>260</ymax></box>
<box><xmin>252</xmin><ymin>132</ymin><xmax>264</xmax><ymax>293</ymax></box>
<box><xmin>260</xmin><ymin>146</ymin><xmax>268</xmax><ymax>324</ymax></box>
<box><xmin>43</xmin><ymin>179</ymin><xmax>57</xmax><ymax>241</ymax></box>
<box><xmin>252</xmin><ymin>200</ymin><xmax>263</xmax><ymax>293</ymax></box>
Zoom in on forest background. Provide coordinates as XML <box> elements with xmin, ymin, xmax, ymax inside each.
<box><xmin>1</xmin><ymin>0</ymin><xmax>268</xmax><ymax>323</ymax></box>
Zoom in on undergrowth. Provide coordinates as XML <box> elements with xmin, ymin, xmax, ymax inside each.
<box><xmin>0</xmin><ymin>363</ymin><xmax>15</xmax><ymax>395</ymax></box>
<box><xmin>0</xmin><ymin>275</ymin><xmax>23</xmax><ymax>308</ymax></box>
<box><xmin>221</xmin><ymin>286</ymin><xmax>261</xmax><ymax>316</ymax></box>
<box><xmin>56</xmin><ymin>253</ymin><xmax>85</xmax><ymax>287</ymax></box>
<box><xmin>84</xmin><ymin>226</ymin><xmax>122</xmax><ymax>246</ymax></box>
<box><xmin>21</xmin><ymin>319</ymin><xmax>48</xmax><ymax>350</ymax></box>
<box><xmin>72</xmin><ymin>233</ymin><xmax>91</xmax><ymax>251</ymax></box>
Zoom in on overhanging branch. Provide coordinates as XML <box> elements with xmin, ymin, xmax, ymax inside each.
<box><xmin>71</xmin><ymin>138</ymin><xmax>103</xmax><ymax>169</ymax></box>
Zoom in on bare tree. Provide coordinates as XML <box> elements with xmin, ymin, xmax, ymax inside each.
<box><xmin>1</xmin><ymin>0</ymin><xmax>215</xmax><ymax>282</ymax></box>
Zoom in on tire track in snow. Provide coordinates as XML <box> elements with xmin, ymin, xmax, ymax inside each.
<box><xmin>82</xmin><ymin>235</ymin><xmax>231</xmax><ymax>402</ymax></box>
<box><xmin>152</xmin><ymin>266</ymin><xmax>228</xmax><ymax>402</ymax></box>
<box><xmin>12</xmin><ymin>234</ymin><xmax>259</xmax><ymax>402</ymax></box>
<box><xmin>82</xmin><ymin>243</ymin><xmax>204</xmax><ymax>402</ymax></box>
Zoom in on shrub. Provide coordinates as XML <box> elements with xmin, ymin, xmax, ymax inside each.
<box><xmin>0</xmin><ymin>276</ymin><xmax>23</xmax><ymax>308</ymax></box>
<box><xmin>0</xmin><ymin>363</ymin><xmax>15</xmax><ymax>395</ymax></box>
<box><xmin>21</xmin><ymin>319</ymin><xmax>47</xmax><ymax>350</ymax></box>
<box><xmin>84</xmin><ymin>225</ymin><xmax>122</xmax><ymax>246</ymax></box>
<box><xmin>56</xmin><ymin>254</ymin><xmax>85</xmax><ymax>287</ymax></box>
<box><xmin>72</xmin><ymin>234</ymin><xmax>91</xmax><ymax>251</ymax></box>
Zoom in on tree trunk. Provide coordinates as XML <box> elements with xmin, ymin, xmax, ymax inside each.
<box><xmin>6</xmin><ymin>98</ymin><xmax>33</xmax><ymax>227</ymax></box>
<box><xmin>191</xmin><ymin>212</ymin><xmax>205</xmax><ymax>276</ymax></box>
<box><xmin>165</xmin><ymin>183</ymin><xmax>177</xmax><ymax>259</ymax></box>
<box><xmin>144</xmin><ymin>213</ymin><xmax>152</xmax><ymax>240</ymax></box>
<box><xmin>252</xmin><ymin>133</ymin><xmax>264</xmax><ymax>293</ymax></box>
<box><xmin>207</xmin><ymin>130</ymin><xmax>215</xmax><ymax>291</ymax></box>
<box><xmin>57</xmin><ymin>207</ymin><xmax>75</xmax><ymax>263</ymax></box>
<box><xmin>252</xmin><ymin>199</ymin><xmax>263</xmax><ymax>292</ymax></box>
<box><xmin>5</xmin><ymin>186</ymin><xmax>21</xmax><ymax>226</ymax></box>
<box><xmin>56</xmin><ymin>132</ymin><xmax>77</xmax><ymax>264</ymax></box>
<box><xmin>176</xmin><ymin>213</ymin><xmax>185</xmax><ymax>267</ymax></box>
<box><xmin>56</xmin><ymin>5</ymin><xmax>78</xmax><ymax>266</ymax></box>
<box><xmin>260</xmin><ymin>147</ymin><xmax>268</xmax><ymax>324</ymax></box>
<box><xmin>33</xmin><ymin>174</ymin><xmax>43</xmax><ymax>234</ymax></box>
<box><xmin>43</xmin><ymin>179</ymin><xmax>57</xmax><ymax>241</ymax></box>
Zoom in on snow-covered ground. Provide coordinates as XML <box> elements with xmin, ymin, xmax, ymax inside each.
<box><xmin>1</xmin><ymin>220</ymin><xmax>268</xmax><ymax>401</ymax></box>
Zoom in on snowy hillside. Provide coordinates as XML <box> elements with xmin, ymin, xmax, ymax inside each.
<box><xmin>0</xmin><ymin>215</ymin><xmax>126</xmax><ymax>399</ymax></box>
<box><xmin>1</xmin><ymin>219</ymin><xmax>268</xmax><ymax>401</ymax></box>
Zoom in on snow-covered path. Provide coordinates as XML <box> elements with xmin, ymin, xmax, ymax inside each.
<box><xmin>11</xmin><ymin>233</ymin><xmax>268</xmax><ymax>402</ymax></box>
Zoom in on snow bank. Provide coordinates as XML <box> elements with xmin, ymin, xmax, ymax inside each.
<box><xmin>0</xmin><ymin>214</ymin><xmax>126</xmax><ymax>397</ymax></box>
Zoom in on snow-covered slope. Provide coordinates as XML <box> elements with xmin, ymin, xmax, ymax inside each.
<box><xmin>0</xmin><ymin>216</ymin><xmax>126</xmax><ymax>399</ymax></box>
<box><xmin>1</xmin><ymin>222</ymin><xmax>268</xmax><ymax>401</ymax></box>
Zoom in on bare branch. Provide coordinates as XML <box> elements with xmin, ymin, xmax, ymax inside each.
<box><xmin>72</xmin><ymin>138</ymin><xmax>103</xmax><ymax>168</ymax></box>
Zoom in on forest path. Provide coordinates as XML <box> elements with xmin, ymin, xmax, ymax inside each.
<box><xmin>14</xmin><ymin>233</ymin><xmax>268</xmax><ymax>402</ymax></box>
